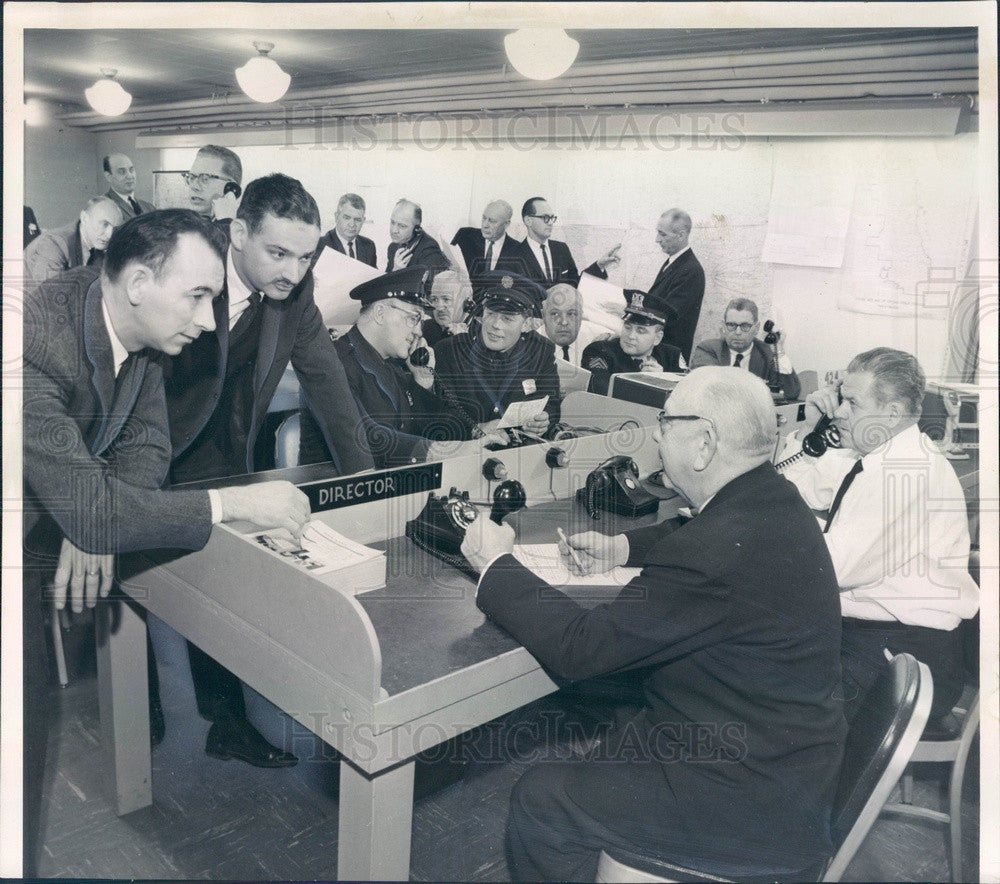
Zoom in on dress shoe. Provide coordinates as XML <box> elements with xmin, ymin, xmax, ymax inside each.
<box><xmin>205</xmin><ymin>717</ymin><xmax>298</xmax><ymax>768</ymax></box>
<box><xmin>149</xmin><ymin>696</ymin><xmax>166</xmax><ymax>748</ymax></box>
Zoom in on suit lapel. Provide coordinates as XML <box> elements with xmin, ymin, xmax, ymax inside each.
<box><xmin>69</xmin><ymin>223</ymin><xmax>85</xmax><ymax>268</ymax></box>
<box><xmin>519</xmin><ymin>241</ymin><xmax>544</xmax><ymax>279</ymax></box>
<box><xmin>98</xmin><ymin>352</ymin><xmax>148</xmax><ymax>454</ymax></box>
<box><xmin>749</xmin><ymin>342</ymin><xmax>768</xmax><ymax>376</ymax></box>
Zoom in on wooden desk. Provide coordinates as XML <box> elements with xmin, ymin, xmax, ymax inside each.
<box><xmin>99</xmin><ymin>393</ymin><xmax>672</xmax><ymax>881</ymax></box>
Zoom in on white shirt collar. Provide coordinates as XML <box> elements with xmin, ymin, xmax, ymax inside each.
<box><xmin>729</xmin><ymin>345</ymin><xmax>753</xmax><ymax>368</ymax></box>
<box><xmin>858</xmin><ymin>422</ymin><xmax>925</xmax><ymax>468</ymax></box>
<box><xmin>227</xmin><ymin>247</ymin><xmax>255</xmax><ymax>312</ymax></box>
<box><xmin>486</xmin><ymin>232</ymin><xmax>506</xmax><ymax>255</ymax></box>
<box><xmin>100</xmin><ymin>298</ymin><xmax>131</xmax><ymax>377</ymax></box>
<box><xmin>664</xmin><ymin>244</ymin><xmax>690</xmax><ymax>265</ymax></box>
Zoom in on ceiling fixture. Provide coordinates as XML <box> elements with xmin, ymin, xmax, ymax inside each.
<box><xmin>236</xmin><ymin>41</ymin><xmax>291</xmax><ymax>103</ymax></box>
<box><xmin>85</xmin><ymin>68</ymin><xmax>132</xmax><ymax>117</ymax></box>
<box><xmin>504</xmin><ymin>29</ymin><xmax>580</xmax><ymax>81</ymax></box>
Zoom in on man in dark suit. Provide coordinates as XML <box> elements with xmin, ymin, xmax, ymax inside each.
<box><xmin>299</xmin><ymin>267</ymin><xmax>474</xmax><ymax>468</ymax></box>
<box><xmin>385</xmin><ymin>198</ymin><xmax>450</xmax><ymax>295</ymax></box>
<box><xmin>690</xmin><ymin>297</ymin><xmax>802</xmax><ymax>400</ymax></box>
<box><xmin>582</xmin><ymin>289</ymin><xmax>686</xmax><ymax>395</ymax></box>
<box><xmin>103</xmin><ymin>152</ymin><xmax>155</xmax><ymax>218</ymax></box>
<box><xmin>165</xmin><ymin>174</ymin><xmax>374</xmax><ymax>768</ymax></box>
<box><xmin>24</xmin><ymin>195</ymin><xmax>123</xmax><ymax>286</ymax></box>
<box><xmin>22</xmin><ymin>210</ymin><xmax>311</xmax><ymax>875</ymax></box>
<box><xmin>313</xmin><ymin>192</ymin><xmax>377</xmax><ymax>267</ymax></box>
<box><xmin>461</xmin><ymin>367</ymin><xmax>846</xmax><ymax>882</ymax></box>
<box><xmin>184</xmin><ymin>144</ymin><xmax>242</xmax><ymax>223</ymax></box>
<box><xmin>507</xmin><ymin>196</ymin><xmax>620</xmax><ymax>289</ymax></box>
<box><xmin>450</xmin><ymin>199</ymin><xmax>522</xmax><ymax>288</ymax></box>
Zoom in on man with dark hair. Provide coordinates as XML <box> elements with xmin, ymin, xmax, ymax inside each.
<box><xmin>184</xmin><ymin>144</ymin><xmax>243</xmax><ymax>221</ymax></box>
<box><xmin>313</xmin><ymin>192</ymin><xmax>377</xmax><ymax>267</ymax></box>
<box><xmin>165</xmin><ymin>174</ymin><xmax>374</xmax><ymax>768</ymax></box>
<box><xmin>462</xmin><ymin>367</ymin><xmax>846</xmax><ymax>882</ymax></box>
<box><xmin>782</xmin><ymin>347</ymin><xmax>979</xmax><ymax>726</ymax></box>
<box><xmin>385</xmin><ymin>198</ymin><xmax>450</xmax><ymax>294</ymax></box>
<box><xmin>24</xmin><ymin>195</ymin><xmax>123</xmax><ymax>285</ymax></box>
<box><xmin>582</xmin><ymin>289</ymin><xmax>686</xmax><ymax>395</ymax></box>
<box><xmin>22</xmin><ymin>209</ymin><xmax>312</xmax><ymax>875</ymax></box>
<box><xmin>508</xmin><ymin>196</ymin><xmax>620</xmax><ymax>289</ymax></box>
<box><xmin>103</xmin><ymin>152</ymin><xmax>154</xmax><ymax>218</ymax></box>
<box><xmin>690</xmin><ymin>297</ymin><xmax>801</xmax><ymax>400</ymax></box>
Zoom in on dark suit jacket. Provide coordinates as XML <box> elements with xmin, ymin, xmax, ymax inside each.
<box><xmin>313</xmin><ymin>229</ymin><xmax>377</xmax><ymax>268</ymax></box>
<box><xmin>299</xmin><ymin>324</ymin><xmax>468</xmax><ymax>468</ymax></box>
<box><xmin>166</xmin><ymin>262</ymin><xmax>374</xmax><ymax>480</ymax></box>
<box><xmin>105</xmin><ymin>188</ymin><xmax>155</xmax><ymax>219</ymax></box>
<box><xmin>477</xmin><ymin>462</ymin><xmax>846</xmax><ymax>867</ymax></box>
<box><xmin>507</xmin><ymin>237</ymin><xmax>582</xmax><ymax>288</ymax></box>
<box><xmin>23</xmin><ymin>267</ymin><xmax>213</xmax><ymax>556</ymax></box>
<box><xmin>451</xmin><ymin>228</ymin><xmax>523</xmax><ymax>278</ymax></box>
<box><xmin>581</xmin><ymin>336</ymin><xmax>685</xmax><ymax>396</ymax></box>
<box><xmin>689</xmin><ymin>337</ymin><xmax>802</xmax><ymax>400</ymax></box>
<box><xmin>24</xmin><ymin>221</ymin><xmax>96</xmax><ymax>286</ymax></box>
<box><xmin>645</xmin><ymin>249</ymin><xmax>706</xmax><ymax>361</ymax></box>
<box><xmin>386</xmin><ymin>231</ymin><xmax>451</xmax><ymax>294</ymax></box>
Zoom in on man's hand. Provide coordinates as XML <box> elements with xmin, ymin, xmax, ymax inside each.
<box><xmin>407</xmin><ymin>335</ymin><xmax>435</xmax><ymax>390</ymax></box>
<box><xmin>53</xmin><ymin>537</ymin><xmax>114</xmax><ymax>613</ymax></box>
<box><xmin>394</xmin><ymin>245</ymin><xmax>414</xmax><ymax>268</ymax></box>
<box><xmin>461</xmin><ymin>513</ymin><xmax>515</xmax><ymax>573</ymax></box>
<box><xmin>217</xmin><ymin>481</ymin><xmax>311</xmax><ymax>540</ymax></box>
<box><xmin>521</xmin><ymin>412</ymin><xmax>550</xmax><ymax>436</ymax></box>
<box><xmin>211</xmin><ymin>191</ymin><xmax>239</xmax><ymax>221</ymax></box>
<box><xmin>596</xmin><ymin>243</ymin><xmax>622</xmax><ymax>271</ymax></box>
<box><xmin>804</xmin><ymin>382</ymin><xmax>842</xmax><ymax>428</ymax></box>
<box><xmin>558</xmin><ymin>531</ymin><xmax>629</xmax><ymax>577</ymax></box>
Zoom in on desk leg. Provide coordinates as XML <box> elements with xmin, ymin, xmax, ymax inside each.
<box><xmin>95</xmin><ymin>599</ymin><xmax>152</xmax><ymax>815</ymax></box>
<box><xmin>338</xmin><ymin>759</ymin><xmax>415</xmax><ymax>881</ymax></box>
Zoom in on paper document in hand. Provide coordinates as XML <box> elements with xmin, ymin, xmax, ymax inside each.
<box><xmin>496</xmin><ymin>396</ymin><xmax>549</xmax><ymax>430</ymax></box>
<box><xmin>311</xmin><ymin>246</ymin><xmax>382</xmax><ymax>327</ymax></box>
<box><xmin>577</xmin><ymin>273</ymin><xmax>626</xmax><ymax>333</ymax></box>
<box><xmin>512</xmin><ymin>543</ymin><xmax>641</xmax><ymax>598</ymax></box>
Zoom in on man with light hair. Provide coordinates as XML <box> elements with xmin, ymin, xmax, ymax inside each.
<box><xmin>782</xmin><ymin>347</ymin><xmax>979</xmax><ymax>727</ymax></box>
<box><xmin>462</xmin><ymin>367</ymin><xmax>846</xmax><ymax>881</ymax></box>
<box><xmin>451</xmin><ymin>199</ymin><xmax>523</xmax><ymax>287</ymax></box>
<box><xmin>537</xmin><ymin>282</ymin><xmax>609</xmax><ymax>365</ymax></box>
<box><xmin>184</xmin><ymin>144</ymin><xmax>243</xmax><ymax>221</ymax></box>
<box><xmin>24</xmin><ymin>195</ymin><xmax>123</xmax><ymax>285</ymax></box>
<box><xmin>385</xmin><ymin>198</ymin><xmax>450</xmax><ymax>294</ymax></box>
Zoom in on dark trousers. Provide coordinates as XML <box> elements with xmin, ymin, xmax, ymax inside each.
<box><xmin>841</xmin><ymin>617</ymin><xmax>966</xmax><ymax>724</ymax></box>
<box><xmin>187</xmin><ymin>641</ymin><xmax>246</xmax><ymax>721</ymax></box>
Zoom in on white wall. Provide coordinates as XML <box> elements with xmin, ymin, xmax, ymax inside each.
<box><xmin>23</xmin><ymin>118</ymin><xmax>99</xmax><ymax>229</ymax></box>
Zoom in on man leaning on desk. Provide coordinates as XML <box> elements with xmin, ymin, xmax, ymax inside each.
<box><xmin>21</xmin><ymin>209</ymin><xmax>313</xmax><ymax>877</ymax></box>
<box><xmin>461</xmin><ymin>367</ymin><xmax>846</xmax><ymax>882</ymax></box>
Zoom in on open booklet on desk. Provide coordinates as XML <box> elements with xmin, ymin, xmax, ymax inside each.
<box><xmin>245</xmin><ymin>520</ymin><xmax>386</xmax><ymax>593</ymax></box>
<box><xmin>512</xmin><ymin>543</ymin><xmax>641</xmax><ymax>599</ymax></box>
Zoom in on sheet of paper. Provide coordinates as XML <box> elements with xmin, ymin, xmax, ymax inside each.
<box><xmin>311</xmin><ymin>246</ymin><xmax>382</xmax><ymax>327</ymax></box>
<box><xmin>512</xmin><ymin>543</ymin><xmax>642</xmax><ymax>594</ymax></box>
<box><xmin>577</xmin><ymin>272</ymin><xmax>627</xmax><ymax>332</ymax></box>
<box><xmin>496</xmin><ymin>395</ymin><xmax>549</xmax><ymax>429</ymax></box>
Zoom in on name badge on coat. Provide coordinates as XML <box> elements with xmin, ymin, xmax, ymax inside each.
<box><xmin>522</xmin><ymin>379</ymin><xmax>537</xmax><ymax>395</ymax></box>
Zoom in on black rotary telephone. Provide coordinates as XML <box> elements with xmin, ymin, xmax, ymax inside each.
<box><xmin>405</xmin><ymin>481</ymin><xmax>527</xmax><ymax>576</ymax></box>
<box><xmin>775</xmin><ymin>413</ymin><xmax>842</xmax><ymax>471</ymax></box>
<box><xmin>576</xmin><ymin>456</ymin><xmax>660</xmax><ymax>519</ymax></box>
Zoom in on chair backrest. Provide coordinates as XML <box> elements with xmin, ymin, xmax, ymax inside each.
<box><xmin>274</xmin><ymin>412</ymin><xmax>301</xmax><ymax>470</ymax></box>
<box><xmin>823</xmin><ymin>653</ymin><xmax>933</xmax><ymax>881</ymax></box>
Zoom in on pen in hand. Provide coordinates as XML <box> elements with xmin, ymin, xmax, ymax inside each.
<box><xmin>556</xmin><ymin>527</ymin><xmax>586</xmax><ymax>574</ymax></box>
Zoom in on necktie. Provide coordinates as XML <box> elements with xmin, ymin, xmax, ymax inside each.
<box><xmin>128</xmin><ymin>196</ymin><xmax>142</xmax><ymax>215</ymax></box>
<box><xmin>734</xmin><ymin>353</ymin><xmax>743</xmax><ymax>368</ymax></box>
<box><xmin>87</xmin><ymin>248</ymin><xmax>99</xmax><ymax>266</ymax></box>
<box><xmin>485</xmin><ymin>240</ymin><xmax>494</xmax><ymax>270</ymax></box>
<box><xmin>562</xmin><ymin>345</ymin><xmax>570</xmax><ymax>361</ymax></box>
<box><xmin>657</xmin><ymin>256</ymin><xmax>671</xmax><ymax>280</ymax></box>
<box><xmin>540</xmin><ymin>243</ymin><xmax>552</xmax><ymax>282</ymax></box>
<box><xmin>824</xmin><ymin>459</ymin><xmax>863</xmax><ymax>533</ymax></box>
<box><xmin>231</xmin><ymin>291</ymin><xmax>263</xmax><ymax>333</ymax></box>
<box><xmin>349</xmin><ymin>240</ymin><xmax>356</xmax><ymax>260</ymax></box>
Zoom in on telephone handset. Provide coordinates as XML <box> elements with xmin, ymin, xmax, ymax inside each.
<box><xmin>577</xmin><ymin>455</ymin><xmax>659</xmax><ymax>519</ymax></box>
<box><xmin>774</xmin><ymin>413</ymin><xmax>842</xmax><ymax>471</ymax></box>
<box><xmin>405</xmin><ymin>481</ymin><xmax>526</xmax><ymax>576</ymax></box>
<box><xmin>223</xmin><ymin>181</ymin><xmax>242</xmax><ymax>198</ymax></box>
<box><xmin>762</xmin><ymin>320</ymin><xmax>783</xmax><ymax>393</ymax></box>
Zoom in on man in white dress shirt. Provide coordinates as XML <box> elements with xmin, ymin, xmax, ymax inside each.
<box><xmin>781</xmin><ymin>347</ymin><xmax>979</xmax><ymax>725</ymax></box>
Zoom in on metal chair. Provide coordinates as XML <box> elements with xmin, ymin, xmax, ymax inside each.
<box><xmin>596</xmin><ymin>653</ymin><xmax>933</xmax><ymax>883</ymax></box>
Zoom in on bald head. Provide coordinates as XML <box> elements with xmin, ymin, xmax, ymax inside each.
<box><xmin>481</xmin><ymin>200</ymin><xmax>513</xmax><ymax>243</ymax></box>
<box><xmin>655</xmin><ymin>208</ymin><xmax>692</xmax><ymax>256</ymax></box>
<box><xmin>80</xmin><ymin>196</ymin><xmax>124</xmax><ymax>252</ymax></box>
<box><xmin>542</xmin><ymin>283</ymin><xmax>583</xmax><ymax>347</ymax></box>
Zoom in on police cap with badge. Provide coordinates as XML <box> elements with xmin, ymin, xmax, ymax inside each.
<box><xmin>478</xmin><ymin>271</ymin><xmax>545</xmax><ymax>318</ymax></box>
<box><xmin>349</xmin><ymin>266</ymin><xmax>429</xmax><ymax>309</ymax></box>
<box><xmin>622</xmin><ymin>288</ymin><xmax>678</xmax><ymax>326</ymax></box>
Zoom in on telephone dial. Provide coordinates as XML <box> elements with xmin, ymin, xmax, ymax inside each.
<box><xmin>576</xmin><ymin>456</ymin><xmax>660</xmax><ymax>519</ymax></box>
<box><xmin>405</xmin><ymin>480</ymin><xmax>526</xmax><ymax>576</ymax></box>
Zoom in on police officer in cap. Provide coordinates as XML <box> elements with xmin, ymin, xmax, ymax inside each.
<box><xmin>434</xmin><ymin>271</ymin><xmax>561</xmax><ymax>437</ymax></box>
<box><xmin>298</xmin><ymin>266</ymin><xmax>473</xmax><ymax>468</ymax></box>
<box><xmin>582</xmin><ymin>288</ymin><xmax>687</xmax><ymax>395</ymax></box>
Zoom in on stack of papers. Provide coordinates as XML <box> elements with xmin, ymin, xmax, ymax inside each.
<box><xmin>248</xmin><ymin>520</ymin><xmax>386</xmax><ymax>594</ymax></box>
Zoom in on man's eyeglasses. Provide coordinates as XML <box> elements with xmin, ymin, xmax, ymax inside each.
<box><xmin>724</xmin><ymin>321</ymin><xmax>755</xmax><ymax>333</ymax></box>
<box><xmin>182</xmin><ymin>171</ymin><xmax>233</xmax><ymax>188</ymax></box>
<box><xmin>387</xmin><ymin>302</ymin><xmax>424</xmax><ymax>328</ymax></box>
<box><xmin>526</xmin><ymin>214</ymin><xmax>558</xmax><ymax>224</ymax></box>
<box><xmin>657</xmin><ymin>411</ymin><xmax>717</xmax><ymax>434</ymax></box>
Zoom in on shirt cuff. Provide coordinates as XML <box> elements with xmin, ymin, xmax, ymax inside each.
<box><xmin>777</xmin><ymin>354</ymin><xmax>794</xmax><ymax>374</ymax></box>
<box><xmin>208</xmin><ymin>489</ymin><xmax>223</xmax><ymax>524</ymax></box>
<box><xmin>474</xmin><ymin>552</ymin><xmax>511</xmax><ymax>600</ymax></box>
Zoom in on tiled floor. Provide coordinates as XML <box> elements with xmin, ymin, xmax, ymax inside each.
<box><xmin>35</xmin><ymin>620</ymin><xmax>979</xmax><ymax>881</ymax></box>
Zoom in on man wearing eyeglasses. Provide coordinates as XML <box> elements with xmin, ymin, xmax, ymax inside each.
<box><xmin>297</xmin><ymin>267</ymin><xmax>475</xmax><ymax>468</ymax></box>
<box><xmin>461</xmin><ymin>367</ymin><xmax>846</xmax><ymax>882</ymax></box>
<box><xmin>690</xmin><ymin>298</ymin><xmax>801</xmax><ymax>400</ymax></box>
<box><xmin>184</xmin><ymin>144</ymin><xmax>243</xmax><ymax>223</ymax></box>
<box><xmin>165</xmin><ymin>173</ymin><xmax>374</xmax><ymax>769</ymax></box>
<box><xmin>509</xmin><ymin>197</ymin><xmax>621</xmax><ymax>289</ymax></box>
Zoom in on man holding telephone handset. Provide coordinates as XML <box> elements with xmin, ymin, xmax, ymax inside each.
<box><xmin>385</xmin><ymin>198</ymin><xmax>450</xmax><ymax>295</ymax></box>
<box><xmin>460</xmin><ymin>368</ymin><xmax>846</xmax><ymax>882</ymax></box>
<box><xmin>184</xmin><ymin>144</ymin><xmax>243</xmax><ymax>224</ymax></box>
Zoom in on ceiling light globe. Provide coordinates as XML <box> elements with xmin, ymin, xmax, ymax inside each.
<box><xmin>236</xmin><ymin>56</ymin><xmax>291</xmax><ymax>103</ymax></box>
<box><xmin>85</xmin><ymin>77</ymin><xmax>132</xmax><ymax>116</ymax></box>
<box><xmin>504</xmin><ymin>29</ymin><xmax>580</xmax><ymax>81</ymax></box>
